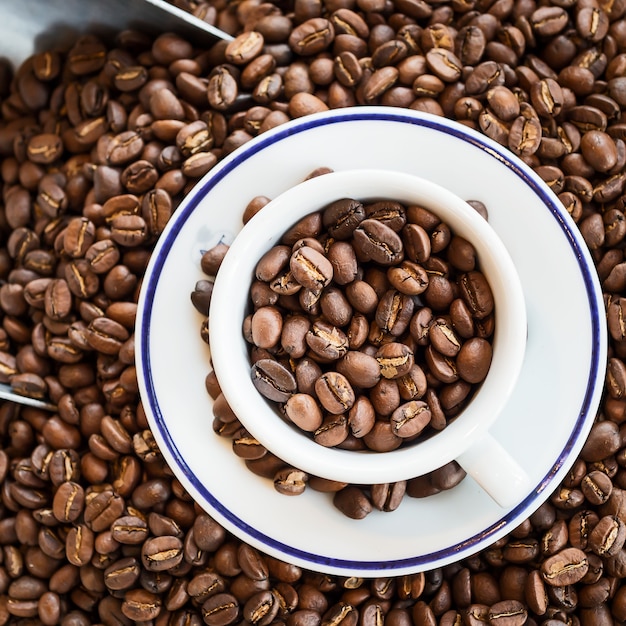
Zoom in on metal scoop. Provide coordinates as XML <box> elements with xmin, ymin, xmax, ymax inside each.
<box><xmin>0</xmin><ymin>0</ymin><xmax>235</xmax><ymax>411</ymax></box>
<box><xmin>1</xmin><ymin>0</ymin><xmax>233</xmax><ymax>68</ymax></box>
<box><xmin>0</xmin><ymin>383</ymin><xmax>57</xmax><ymax>412</ymax></box>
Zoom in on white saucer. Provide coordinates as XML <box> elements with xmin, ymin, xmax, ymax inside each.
<box><xmin>136</xmin><ymin>107</ymin><xmax>607</xmax><ymax>577</ymax></box>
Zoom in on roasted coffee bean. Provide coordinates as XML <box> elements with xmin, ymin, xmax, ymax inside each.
<box><xmin>202</xmin><ymin>592</ymin><xmax>240</xmax><ymax>626</ymax></box>
<box><xmin>141</xmin><ymin>535</ymin><xmax>184</xmax><ymax>572</ymax></box>
<box><xmin>456</xmin><ymin>338</ymin><xmax>493</xmax><ymax>383</ymax></box>
<box><xmin>306</xmin><ymin>320</ymin><xmax>349</xmax><ymax>360</ymax></box>
<box><xmin>51</xmin><ymin>481</ymin><xmax>84</xmax><ymax>523</ymax></box>
<box><xmin>333</xmin><ymin>486</ymin><xmax>373</xmax><ymax>519</ymax></box>
<box><xmin>387</xmin><ymin>261</ymin><xmax>429</xmax><ymax>295</ymax></box>
<box><xmin>376</xmin><ymin>343</ymin><xmax>414</xmax><ymax>380</ymax></box>
<box><xmin>336</xmin><ymin>351</ymin><xmax>381</xmax><ymax>389</ymax></box>
<box><xmin>314</xmin><ymin>414</ymin><xmax>349</xmax><ymax>447</ymax></box>
<box><xmin>541</xmin><ymin>548</ymin><xmax>589</xmax><ymax>586</ymax></box>
<box><xmin>376</xmin><ymin>290</ymin><xmax>414</xmax><ymax>336</ymax></box>
<box><xmin>315</xmin><ymin>372</ymin><xmax>355</xmax><ymax>414</ymax></box>
<box><xmin>110</xmin><ymin>515</ymin><xmax>149</xmax><ymax>545</ymax></box>
<box><xmin>323</xmin><ymin>199</ymin><xmax>365</xmax><ymax>239</ymax></box>
<box><xmin>250</xmin><ymin>306</ymin><xmax>283</xmax><ymax>349</ymax></box>
<box><xmin>581</xmin><ymin>470</ymin><xmax>613</xmax><ymax>505</ymax></box>
<box><xmin>390</xmin><ymin>401</ymin><xmax>431</xmax><ymax>438</ymax></box>
<box><xmin>588</xmin><ymin>515</ymin><xmax>626</xmax><ymax>556</ymax></box>
<box><xmin>289</xmin><ymin>19</ymin><xmax>335</xmax><ymax>56</ymax></box>
<box><xmin>121</xmin><ymin>588</ymin><xmax>161</xmax><ymax>621</ymax></box>
<box><xmin>487</xmin><ymin>600</ymin><xmax>527</xmax><ymax>626</ymax></box>
<box><xmin>353</xmin><ymin>219</ymin><xmax>404</xmax><ymax>265</ymax></box>
<box><xmin>284</xmin><ymin>394</ymin><xmax>323</xmax><ymax>431</ymax></box>
<box><xmin>371</xmin><ymin>482</ymin><xmax>406</xmax><ymax>512</ymax></box>
<box><xmin>251</xmin><ymin>359</ymin><xmax>297</xmax><ymax>402</ymax></box>
<box><xmin>290</xmin><ymin>246</ymin><xmax>334</xmax><ymax>290</ymax></box>
<box><xmin>27</xmin><ymin>133</ymin><xmax>63</xmax><ymax>164</ymax></box>
<box><xmin>274</xmin><ymin>468</ymin><xmax>308</xmax><ymax>496</ymax></box>
<box><xmin>458</xmin><ymin>271</ymin><xmax>494</xmax><ymax>319</ymax></box>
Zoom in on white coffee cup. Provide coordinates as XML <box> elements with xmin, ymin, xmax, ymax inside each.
<box><xmin>210</xmin><ymin>169</ymin><xmax>528</xmax><ymax>508</ymax></box>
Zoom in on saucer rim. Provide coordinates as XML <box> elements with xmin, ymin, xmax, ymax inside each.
<box><xmin>136</xmin><ymin>107</ymin><xmax>606</xmax><ymax>573</ymax></box>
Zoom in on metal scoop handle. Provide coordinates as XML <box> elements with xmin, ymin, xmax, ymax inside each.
<box><xmin>0</xmin><ymin>383</ymin><xmax>57</xmax><ymax>412</ymax></box>
<box><xmin>1</xmin><ymin>0</ymin><xmax>233</xmax><ymax>68</ymax></box>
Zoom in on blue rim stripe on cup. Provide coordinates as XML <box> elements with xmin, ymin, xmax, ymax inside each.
<box><xmin>138</xmin><ymin>108</ymin><xmax>605</xmax><ymax>572</ymax></box>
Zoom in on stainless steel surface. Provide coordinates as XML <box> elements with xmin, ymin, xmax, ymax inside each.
<box><xmin>0</xmin><ymin>383</ymin><xmax>57</xmax><ymax>412</ymax></box>
<box><xmin>1</xmin><ymin>0</ymin><xmax>233</xmax><ymax>67</ymax></box>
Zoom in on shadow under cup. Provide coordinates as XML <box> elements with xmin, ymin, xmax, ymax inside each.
<box><xmin>209</xmin><ymin>169</ymin><xmax>528</xmax><ymax>508</ymax></box>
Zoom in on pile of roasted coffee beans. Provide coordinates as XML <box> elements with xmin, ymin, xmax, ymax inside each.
<box><xmin>1</xmin><ymin>0</ymin><xmax>626</xmax><ymax>618</ymax></box>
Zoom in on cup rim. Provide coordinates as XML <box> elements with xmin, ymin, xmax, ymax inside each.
<box><xmin>209</xmin><ymin>168</ymin><xmax>527</xmax><ymax>485</ymax></box>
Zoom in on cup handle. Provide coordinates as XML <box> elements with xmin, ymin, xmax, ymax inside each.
<box><xmin>455</xmin><ymin>433</ymin><xmax>531</xmax><ymax>508</ymax></box>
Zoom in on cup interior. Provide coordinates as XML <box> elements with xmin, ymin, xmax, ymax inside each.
<box><xmin>209</xmin><ymin>169</ymin><xmax>527</xmax><ymax>485</ymax></box>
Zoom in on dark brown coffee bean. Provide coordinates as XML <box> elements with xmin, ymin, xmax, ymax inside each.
<box><xmin>541</xmin><ymin>548</ymin><xmax>589</xmax><ymax>586</ymax></box>
<box><xmin>487</xmin><ymin>600</ymin><xmax>527</xmax><ymax>626</ymax></box>
<box><xmin>456</xmin><ymin>337</ymin><xmax>493</xmax><ymax>383</ymax></box>
<box><xmin>63</xmin><ymin>217</ymin><xmax>96</xmax><ymax>258</ymax></box>
<box><xmin>65</xmin><ymin>524</ymin><xmax>94</xmax><ymax>567</ymax></box>
<box><xmin>141</xmin><ymin>535</ymin><xmax>184</xmax><ymax>572</ymax></box>
<box><xmin>314</xmin><ymin>372</ymin><xmax>355</xmax><ymax>414</ymax></box>
<box><xmin>588</xmin><ymin>515</ymin><xmax>626</xmax><ymax>556</ymax></box>
<box><xmin>581</xmin><ymin>130</ymin><xmax>618</xmax><ymax>172</ymax></box>
<box><xmin>250</xmin><ymin>306</ymin><xmax>283</xmax><ymax>349</ymax></box>
<box><xmin>279</xmin><ymin>315</ymin><xmax>310</xmax><ymax>358</ymax></box>
<box><xmin>424</xmin><ymin>345</ymin><xmax>459</xmax><ymax>384</ymax></box>
<box><xmin>202</xmin><ymin>592</ymin><xmax>240</xmax><ymax>626</ymax></box>
<box><xmin>353</xmin><ymin>219</ymin><xmax>404</xmax><ymax>265</ymax></box>
<box><xmin>371</xmin><ymin>482</ymin><xmax>407</xmax><ymax>512</ymax></box>
<box><xmin>289</xmin><ymin>18</ymin><xmax>335</xmax><ymax>56</ymax></box>
<box><xmin>84</xmin><ymin>317</ymin><xmax>129</xmax><ymax>355</ymax></box>
<box><xmin>251</xmin><ymin>359</ymin><xmax>297</xmax><ymax>402</ymax></box>
<box><xmin>51</xmin><ymin>481</ymin><xmax>84</xmax><ymax>523</ymax></box>
<box><xmin>458</xmin><ymin>271</ymin><xmax>494</xmax><ymax>319</ymax></box>
<box><xmin>376</xmin><ymin>290</ymin><xmax>414</xmax><ymax>336</ymax></box>
<box><xmin>336</xmin><ymin>352</ymin><xmax>381</xmax><ymax>389</ymax></box>
<box><xmin>84</xmin><ymin>489</ymin><xmax>124</xmax><ymax>532</ymax></box>
<box><xmin>27</xmin><ymin>133</ymin><xmax>63</xmax><ymax>164</ymax></box>
<box><xmin>306</xmin><ymin>320</ymin><xmax>349</xmax><ymax>360</ymax></box>
<box><xmin>390</xmin><ymin>401</ymin><xmax>431</xmax><ymax>438</ymax></box>
<box><xmin>274</xmin><ymin>468</ymin><xmax>308</xmax><ymax>496</ymax></box>
<box><xmin>429</xmin><ymin>318</ymin><xmax>461</xmax><ymax>357</ymax></box>
<box><xmin>425</xmin><ymin>48</ymin><xmax>463</xmax><ymax>82</ymax></box>
<box><xmin>581</xmin><ymin>420</ymin><xmax>621</xmax><ymax>461</ymax></box>
<box><xmin>362</xmin><ymin>66</ymin><xmax>399</xmax><ymax>101</ymax></box>
<box><xmin>323</xmin><ymin>198</ymin><xmax>365</xmax><ymax>239</ymax></box>
<box><xmin>111</xmin><ymin>515</ymin><xmax>149</xmax><ymax>545</ymax></box>
<box><xmin>376</xmin><ymin>343</ymin><xmax>415</xmax><ymax>380</ymax></box>
<box><xmin>284</xmin><ymin>394</ymin><xmax>323</xmax><ymax>431</ymax></box>
<box><xmin>314</xmin><ymin>414</ymin><xmax>349</xmax><ymax>447</ymax></box>
<box><xmin>362</xmin><ymin>420</ymin><xmax>403</xmax><ymax>452</ymax></box>
<box><xmin>345</xmin><ymin>396</ymin><xmax>375</xmax><ymax>439</ymax></box>
<box><xmin>387</xmin><ymin>261</ymin><xmax>429</xmax><ymax>296</ymax></box>
<box><xmin>345</xmin><ymin>281</ymin><xmax>378</xmax><ymax>315</ymax></box>
<box><xmin>208</xmin><ymin>68</ymin><xmax>239</xmax><ymax>110</ymax></box>
<box><xmin>333</xmin><ymin>487</ymin><xmax>372</xmax><ymax>519</ymax></box>
<box><xmin>290</xmin><ymin>246</ymin><xmax>334</xmax><ymax>290</ymax></box>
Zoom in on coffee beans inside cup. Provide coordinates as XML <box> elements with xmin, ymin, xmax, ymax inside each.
<box><xmin>245</xmin><ymin>194</ymin><xmax>495</xmax><ymax>451</ymax></box>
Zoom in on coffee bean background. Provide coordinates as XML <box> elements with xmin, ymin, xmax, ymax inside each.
<box><xmin>0</xmin><ymin>0</ymin><xmax>626</xmax><ymax>621</ymax></box>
